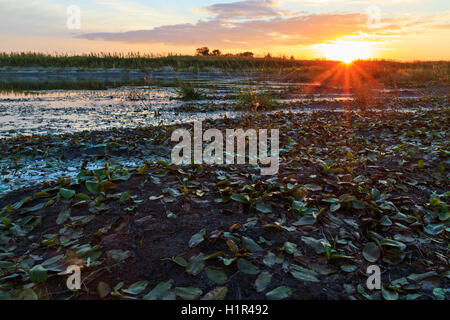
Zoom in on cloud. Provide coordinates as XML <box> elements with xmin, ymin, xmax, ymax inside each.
<box><xmin>0</xmin><ymin>0</ymin><xmax>67</xmax><ymax>35</ymax></box>
<box><xmin>79</xmin><ymin>12</ymin><xmax>371</xmax><ymax>48</ymax></box>
<box><xmin>432</xmin><ymin>24</ymin><xmax>450</xmax><ymax>30</ymax></box>
<box><xmin>200</xmin><ymin>0</ymin><xmax>284</xmax><ymax>19</ymax></box>
<box><xmin>77</xmin><ymin>0</ymin><xmax>450</xmax><ymax>50</ymax></box>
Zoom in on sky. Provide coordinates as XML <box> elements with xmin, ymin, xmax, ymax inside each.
<box><xmin>0</xmin><ymin>0</ymin><xmax>449</xmax><ymax>60</ymax></box>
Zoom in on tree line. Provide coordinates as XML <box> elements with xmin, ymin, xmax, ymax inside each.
<box><xmin>195</xmin><ymin>47</ymin><xmax>297</xmax><ymax>60</ymax></box>
<box><xmin>195</xmin><ymin>47</ymin><xmax>254</xmax><ymax>58</ymax></box>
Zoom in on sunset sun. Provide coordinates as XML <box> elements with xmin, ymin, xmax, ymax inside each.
<box><xmin>318</xmin><ymin>41</ymin><xmax>373</xmax><ymax>63</ymax></box>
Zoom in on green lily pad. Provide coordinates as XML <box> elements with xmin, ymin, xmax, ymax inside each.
<box><xmin>20</xmin><ymin>288</ymin><xmax>38</xmax><ymax>300</ymax></box>
<box><xmin>341</xmin><ymin>265</ymin><xmax>357</xmax><ymax>273</ymax></box>
<box><xmin>186</xmin><ymin>255</ymin><xmax>205</xmax><ymax>276</ymax></box>
<box><xmin>56</xmin><ymin>208</ymin><xmax>71</xmax><ymax>225</ymax></box>
<box><xmin>237</xmin><ymin>258</ymin><xmax>260</xmax><ymax>275</ymax></box>
<box><xmin>201</xmin><ymin>286</ymin><xmax>228</xmax><ymax>300</ymax></box>
<box><xmin>263</xmin><ymin>252</ymin><xmax>276</xmax><ymax>267</ymax></box>
<box><xmin>380</xmin><ymin>215</ymin><xmax>392</xmax><ymax>226</ymax></box>
<box><xmin>29</xmin><ymin>264</ymin><xmax>48</xmax><ymax>283</ymax></box>
<box><xmin>86</xmin><ymin>180</ymin><xmax>100</xmax><ymax>194</ymax></box>
<box><xmin>143</xmin><ymin>280</ymin><xmax>173</xmax><ymax>300</ymax></box>
<box><xmin>255</xmin><ymin>203</ymin><xmax>272</xmax><ymax>213</ymax></box>
<box><xmin>283</xmin><ymin>242</ymin><xmax>299</xmax><ymax>255</ymax></box>
<box><xmin>59</xmin><ymin>188</ymin><xmax>76</xmax><ymax>199</ymax></box>
<box><xmin>230</xmin><ymin>194</ymin><xmax>250</xmax><ymax>204</ymax></box>
<box><xmin>363</xmin><ymin>242</ymin><xmax>380</xmax><ymax>262</ymax></box>
<box><xmin>352</xmin><ymin>200</ymin><xmax>366</xmax><ymax>210</ymax></box>
<box><xmin>433</xmin><ymin>288</ymin><xmax>449</xmax><ymax>300</ymax></box>
<box><xmin>382</xmin><ymin>285</ymin><xmax>398</xmax><ymax>300</ymax></box>
<box><xmin>171</xmin><ymin>256</ymin><xmax>187</xmax><ymax>267</ymax></box>
<box><xmin>330</xmin><ymin>203</ymin><xmax>341</xmax><ymax>212</ymax></box>
<box><xmin>407</xmin><ymin>271</ymin><xmax>437</xmax><ymax>282</ymax></box>
<box><xmin>175</xmin><ymin>287</ymin><xmax>203</xmax><ymax>300</ymax></box>
<box><xmin>123</xmin><ymin>280</ymin><xmax>149</xmax><ymax>295</ymax></box>
<box><xmin>205</xmin><ymin>267</ymin><xmax>228</xmax><ymax>285</ymax></box>
<box><xmin>189</xmin><ymin>229</ymin><xmax>206</xmax><ymax>248</ymax></box>
<box><xmin>107</xmin><ymin>249</ymin><xmax>130</xmax><ymax>262</ymax></box>
<box><xmin>266</xmin><ymin>286</ymin><xmax>292</xmax><ymax>300</ymax></box>
<box><xmin>255</xmin><ymin>271</ymin><xmax>272</xmax><ymax>293</ymax></box>
<box><xmin>290</xmin><ymin>265</ymin><xmax>319</xmax><ymax>283</ymax></box>
<box><xmin>301</xmin><ymin>236</ymin><xmax>327</xmax><ymax>254</ymax></box>
<box><xmin>242</xmin><ymin>236</ymin><xmax>263</xmax><ymax>252</ymax></box>
<box><xmin>424</xmin><ymin>223</ymin><xmax>444</xmax><ymax>235</ymax></box>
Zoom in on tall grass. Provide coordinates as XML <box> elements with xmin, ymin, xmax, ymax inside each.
<box><xmin>0</xmin><ymin>78</ymin><xmax>152</xmax><ymax>92</ymax></box>
<box><xmin>0</xmin><ymin>52</ymin><xmax>448</xmax><ymax>86</ymax></box>
<box><xmin>0</xmin><ymin>52</ymin><xmax>318</xmax><ymax>71</ymax></box>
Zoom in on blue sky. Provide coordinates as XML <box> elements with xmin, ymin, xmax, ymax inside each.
<box><xmin>0</xmin><ymin>0</ymin><xmax>449</xmax><ymax>60</ymax></box>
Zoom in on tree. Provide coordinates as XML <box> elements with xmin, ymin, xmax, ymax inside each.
<box><xmin>239</xmin><ymin>51</ymin><xmax>254</xmax><ymax>58</ymax></box>
<box><xmin>196</xmin><ymin>47</ymin><xmax>210</xmax><ymax>56</ymax></box>
<box><xmin>211</xmin><ymin>49</ymin><xmax>222</xmax><ymax>56</ymax></box>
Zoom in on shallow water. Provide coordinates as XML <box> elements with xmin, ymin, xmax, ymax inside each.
<box><xmin>0</xmin><ymin>74</ymin><xmax>353</xmax><ymax>139</ymax></box>
<box><xmin>0</xmin><ymin>74</ymin><xmax>428</xmax><ymax>139</ymax></box>
<box><xmin>0</xmin><ymin>72</ymin><xmax>439</xmax><ymax>195</ymax></box>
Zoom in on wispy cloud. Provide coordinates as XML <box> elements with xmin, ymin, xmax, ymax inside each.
<box><xmin>79</xmin><ymin>0</ymin><xmax>368</xmax><ymax>47</ymax></box>
<box><xmin>200</xmin><ymin>0</ymin><xmax>286</xmax><ymax>19</ymax></box>
<box><xmin>78</xmin><ymin>0</ymin><xmax>449</xmax><ymax>50</ymax></box>
<box><xmin>78</xmin><ymin>12</ymin><xmax>370</xmax><ymax>47</ymax></box>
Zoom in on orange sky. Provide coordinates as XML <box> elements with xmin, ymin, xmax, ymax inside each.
<box><xmin>1</xmin><ymin>0</ymin><xmax>449</xmax><ymax>61</ymax></box>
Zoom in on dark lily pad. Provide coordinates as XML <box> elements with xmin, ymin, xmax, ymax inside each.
<box><xmin>363</xmin><ymin>242</ymin><xmax>380</xmax><ymax>262</ymax></box>
<box><xmin>237</xmin><ymin>258</ymin><xmax>260</xmax><ymax>275</ymax></box>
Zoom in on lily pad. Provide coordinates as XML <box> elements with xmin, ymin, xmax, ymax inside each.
<box><xmin>382</xmin><ymin>285</ymin><xmax>398</xmax><ymax>300</ymax></box>
<box><xmin>29</xmin><ymin>264</ymin><xmax>48</xmax><ymax>283</ymax></box>
<box><xmin>363</xmin><ymin>242</ymin><xmax>380</xmax><ymax>262</ymax></box>
<box><xmin>186</xmin><ymin>255</ymin><xmax>205</xmax><ymax>276</ymax></box>
<box><xmin>175</xmin><ymin>287</ymin><xmax>203</xmax><ymax>300</ymax></box>
<box><xmin>143</xmin><ymin>280</ymin><xmax>173</xmax><ymax>300</ymax></box>
<box><xmin>290</xmin><ymin>265</ymin><xmax>319</xmax><ymax>283</ymax></box>
<box><xmin>266</xmin><ymin>286</ymin><xmax>292</xmax><ymax>300</ymax></box>
<box><xmin>242</xmin><ymin>236</ymin><xmax>263</xmax><ymax>252</ymax></box>
<box><xmin>97</xmin><ymin>282</ymin><xmax>111</xmax><ymax>298</ymax></box>
<box><xmin>59</xmin><ymin>188</ymin><xmax>76</xmax><ymax>199</ymax></box>
<box><xmin>237</xmin><ymin>258</ymin><xmax>260</xmax><ymax>275</ymax></box>
<box><xmin>189</xmin><ymin>229</ymin><xmax>206</xmax><ymax>248</ymax></box>
<box><xmin>205</xmin><ymin>267</ymin><xmax>228</xmax><ymax>285</ymax></box>
<box><xmin>201</xmin><ymin>286</ymin><xmax>228</xmax><ymax>300</ymax></box>
<box><xmin>255</xmin><ymin>271</ymin><xmax>272</xmax><ymax>293</ymax></box>
<box><xmin>123</xmin><ymin>280</ymin><xmax>149</xmax><ymax>295</ymax></box>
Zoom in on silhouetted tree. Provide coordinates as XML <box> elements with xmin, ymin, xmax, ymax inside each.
<box><xmin>211</xmin><ymin>49</ymin><xmax>222</xmax><ymax>56</ymax></box>
<box><xmin>196</xmin><ymin>47</ymin><xmax>210</xmax><ymax>56</ymax></box>
<box><xmin>239</xmin><ymin>52</ymin><xmax>254</xmax><ymax>58</ymax></box>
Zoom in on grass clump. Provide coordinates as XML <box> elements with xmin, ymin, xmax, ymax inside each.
<box><xmin>175</xmin><ymin>79</ymin><xmax>205</xmax><ymax>101</ymax></box>
<box><xmin>352</xmin><ymin>83</ymin><xmax>378</xmax><ymax>110</ymax></box>
<box><xmin>235</xmin><ymin>90</ymin><xmax>279</xmax><ymax>112</ymax></box>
